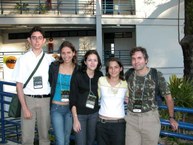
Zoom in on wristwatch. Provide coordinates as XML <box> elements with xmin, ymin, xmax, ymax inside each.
<box><xmin>169</xmin><ymin>116</ymin><xmax>175</xmax><ymax>119</ymax></box>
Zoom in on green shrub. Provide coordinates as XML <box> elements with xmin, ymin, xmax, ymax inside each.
<box><xmin>168</xmin><ymin>74</ymin><xmax>193</xmax><ymax>108</ymax></box>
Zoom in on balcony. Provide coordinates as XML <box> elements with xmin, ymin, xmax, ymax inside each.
<box><xmin>0</xmin><ymin>0</ymin><xmax>135</xmax><ymax>16</ymax></box>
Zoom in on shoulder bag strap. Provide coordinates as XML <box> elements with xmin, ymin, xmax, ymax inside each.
<box><xmin>23</xmin><ymin>52</ymin><xmax>45</xmax><ymax>89</ymax></box>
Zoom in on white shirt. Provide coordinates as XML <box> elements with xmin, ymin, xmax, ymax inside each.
<box><xmin>12</xmin><ymin>49</ymin><xmax>54</xmax><ymax>95</ymax></box>
<box><xmin>98</xmin><ymin>76</ymin><xmax>128</xmax><ymax>118</ymax></box>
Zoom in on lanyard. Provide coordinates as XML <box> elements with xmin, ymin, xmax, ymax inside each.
<box><xmin>89</xmin><ymin>78</ymin><xmax>94</xmax><ymax>95</ymax></box>
<box><xmin>132</xmin><ymin>72</ymin><xmax>147</xmax><ymax>101</ymax></box>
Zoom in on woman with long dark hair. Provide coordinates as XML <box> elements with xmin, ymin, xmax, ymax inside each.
<box><xmin>69</xmin><ymin>50</ymin><xmax>103</xmax><ymax>145</ymax></box>
<box><xmin>49</xmin><ymin>41</ymin><xmax>78</xmax><ymax>145</ymax></box>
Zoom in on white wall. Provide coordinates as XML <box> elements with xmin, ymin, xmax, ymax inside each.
<box><xmin>135</xmin><ymin>0</ymin><xmax>184</xmax><ymax>80</ymax></box>
<box><xmin>114</xmin><ymin>33</ymin><xmax>136</xmax><ymax>51</ymax></box>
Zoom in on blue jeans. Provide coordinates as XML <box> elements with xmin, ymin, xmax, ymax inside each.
<box><xmin>51</xmin><ymin>104</ymin><xmax>72</xmax><ymax>145</ymax></box>
<box><xmin>75</xmin><ymin>112</ymin><xmax>98</xmax><ymax>145</ymax></box>
<box><xmin>96</xmin><ymin>120</ymin><xmax>126</xmax><ymax>145</ymax></box>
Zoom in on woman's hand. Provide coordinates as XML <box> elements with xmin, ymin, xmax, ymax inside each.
<box><xmin>73</xmin><ymin>116</ymin><xmax>81</xmax><ymax>133</ymax></box>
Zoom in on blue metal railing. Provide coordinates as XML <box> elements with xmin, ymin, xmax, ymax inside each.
<box><xmin>159</xmin><ymin>105</ymin><xmax>193</xmax><ymax>141</ymax></box>
<box><xmin>1</xmin><ymin>80</ymin><xmax>193</xmax><ymax>144</ymax></box>
<box><xmin>0</xmin><ymin>80</ymin><xmax>17</xmax><ymax>143</ymax></box>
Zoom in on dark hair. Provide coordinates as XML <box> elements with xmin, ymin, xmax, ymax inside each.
<box><xmin>29</xmin><ymin>26</ymin><xmax>45</xmax><ymax>38</ymax></box>
<box><xmin>106</xmin><ymin>57</ymin><xmax>124</xmax><ymax>80</ymax></box>
<box><xmin>81</xmin><ymin>50</ymin><xmax>102</xmax><ymax>72</ymax></box>
<box><xmin>58</xmin><ymin>41</ymin><xmax>77</xmax><ymax>64</ymax></box>
<box><xmin>130</xmin><ymin>46</ymin><xmax>149</xmax><ymax>61</ymax></box>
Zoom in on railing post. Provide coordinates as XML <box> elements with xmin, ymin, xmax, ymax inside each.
<box><xmin>57</xmin><ymin>0</ymin><xmax>59</xmax><ymax>15</ymax></box>
<box><xmin>0</xmin><ymin>81</ymin><xmax>6</xmax><ymax>143</ymax></box>
<box><xmin>0</xmin><ymin>0</ymin><xmax>3</xmax><ymax>14</ymax></box>
<box><xmin>75</xmin><ymin>0</ymin><xmax>77</xmax><ymax>14</ymax></box>
<box><xmin>39</xmin><ymin>0</ymin><xmax>41</xmax><ymax>14</ymax></box>
<box><xmin>93</xmin><ymin>0</ymin><xmax>94</xmax><ymax>15</ymax></box>
<box><xmin>20</xmin><ymin>0</ymin><xmax>22</xmax><ymax>14</ymax></box>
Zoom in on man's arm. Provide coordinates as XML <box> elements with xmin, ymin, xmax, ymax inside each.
<box><xmin>165</xmin><ymin>94</ymin><xmax>178</xmax><ymax>131</ymax></box>
<box><xmin>16</xmin><ymin>82</ymin><xmax>32</xmax><ymax>119</ymax></box>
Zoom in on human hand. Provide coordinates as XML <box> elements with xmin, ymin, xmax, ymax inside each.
<box><xmin>73</xmin><ymin>118</ymin><xmax>81</xmax><ymax>133</ymax></box>
<box><xmin>124</xmin><ymin>97</ymin><xmax>129</xmax><ymax>104</ymax></box>
<box><xmin>23</xmin><ymin>108</ymin><xmax>32</xmax><ymax>119</ymax></box>
<box><xmin>169</xmin><ymin>118</ymin><xmax>178</xmax><ymax>131</ymax></box>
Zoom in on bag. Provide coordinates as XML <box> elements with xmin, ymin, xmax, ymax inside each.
<box><xmin>8</xmin><ymin>95</ymin><xmax>21</xmax><ymax>118</ymax></box>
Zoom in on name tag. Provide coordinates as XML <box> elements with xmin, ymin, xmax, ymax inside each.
<box><xmin>86</xmin><ymin>93</ymin><xmax>96</xmax><ymax>109</ymax></box>
<box><xmin>33</xmin><ymin>76</ymin><xmax>43</xmax><ymax>89</ymax></box>
<box><xmin>61</xmin><ymin>90</ymin><xmax>69</xmax><ymax>102</ymax></box>
<box><xmin>133</xmin><ymin>100</ymin><xmax>142</xmax><ymax>113</ymax></box>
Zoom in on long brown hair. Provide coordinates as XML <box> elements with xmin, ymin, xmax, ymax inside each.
<box><xmin>58</xmin><ymin>41</ymin><xmax>77</xmax><ymax>64</ymax></box>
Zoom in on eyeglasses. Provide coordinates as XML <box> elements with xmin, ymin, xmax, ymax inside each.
<box><xmin>31</xmin><ymin>36</ymin><xmax>44</xmax><ymax>41</ymax></box>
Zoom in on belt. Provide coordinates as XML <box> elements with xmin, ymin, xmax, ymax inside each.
<box><xmin>127</xmin><ymin>109</ymin><xmax>158</xmax><ymax>116</ymax></box>
<box><xmin>98</xmin><ymin>118</ymin><xmax>125</xmax><ymax>123</ymax></box>
<box><xmin>26</xmin><ymin>94</ymin><xmax>50</xmax><ymax>98</ymax></box>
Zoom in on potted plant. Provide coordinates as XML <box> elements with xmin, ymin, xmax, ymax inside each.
<box><xmin>14</xmin><ymin>2</ymin><xmax>29</xmax><ymax>14</ymax></box>
<box><xmin>34</xmin><ymin>4</ymin><xmax>48</xmax><ymax>14</ymax></box>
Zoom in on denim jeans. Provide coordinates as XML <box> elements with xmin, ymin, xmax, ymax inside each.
<box><xmin>75</xmin><ymin>112</ymin><xmax>98</xmax><ymax>145</ymax></box>
<box><xmin>96</xmin><ymin>120</ymin><xmax>126</xmax><ymax>145</ymax></box>
<box><xmin>51</xmin><ymin>104</ymin><xmax>72</xmax><ymax>145</ymax></box>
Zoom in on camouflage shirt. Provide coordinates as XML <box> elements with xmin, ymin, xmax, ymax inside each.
<box><xmin>126</xmin><ymin>68</ymin><xmax>171</xmax><ymax>113</ymax></box>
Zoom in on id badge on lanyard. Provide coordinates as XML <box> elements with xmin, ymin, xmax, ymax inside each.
<box><xmin>61</xmin><ymin>90</ymin><xmax>70</xmax><ymax>102</ymax></box>
<box><xmin>132</xmin><ymin>73</ymin><xmax>147</xmax><ymax>113</ymax></box>
<box><xmin>133</xmin><ymin>100</ymin><xmax>142</xmax><ymax>113</ymax></box>
<box><xmin>86</xmin><ymin>92</ymin><xmax>96</xmax><ymax>109</ymax></box>
<box><xmin>33</xmin><ymin>76</ymin><xmax>43</xmax><ymax>89</ymax></box>
<box><xmin>85</xmin><ymin>78</ymin><xmax>96</xmax><ymax>109</ymax></box>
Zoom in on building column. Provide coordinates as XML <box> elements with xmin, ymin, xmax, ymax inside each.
<box><xmin>96</xmin><ymin>0</ymin><xmax>103</xmax><ymax>64</ymax></box>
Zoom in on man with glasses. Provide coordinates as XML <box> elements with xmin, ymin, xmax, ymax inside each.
<box><xmin>13</xmin><ymin>26</ymin><xmax>54</xmax><ymax>145</ymax></box>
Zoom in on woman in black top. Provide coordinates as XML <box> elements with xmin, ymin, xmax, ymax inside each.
<box><xmin>69</xmin><ymin>50</ymin><xmax>103</xmax><ymax>145</ymax></box>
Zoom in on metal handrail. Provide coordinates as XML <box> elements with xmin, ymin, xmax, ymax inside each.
<box><xmin>0</xmin><ymin>0</ymin><xmax>96</xmax><ymax>15</ymax></box>
<box><xmin>0</xmin><ymin>80</ymin><xmax>17</xmax><ymax>143</ymax></box>
<box><xmin>0</xmin><ymin>0</ymin><xmax>135</xmax><ymax>15</ymax></box>
<box><xmin>159</xmin><ymin>105</ymin><xmax>193</xmax><ymax>141</ymax></box>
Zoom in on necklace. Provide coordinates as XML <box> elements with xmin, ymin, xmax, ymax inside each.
<box><xmin>111</xmin><ymin>86</ymin><xmax>119</xmax><ymax>94</ymax></box>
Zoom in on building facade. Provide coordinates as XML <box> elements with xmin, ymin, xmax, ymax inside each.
<box><xmin>0</xmin><ymin>0</ymin><xmax>184</xmax><ymax>80</ymax></box>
